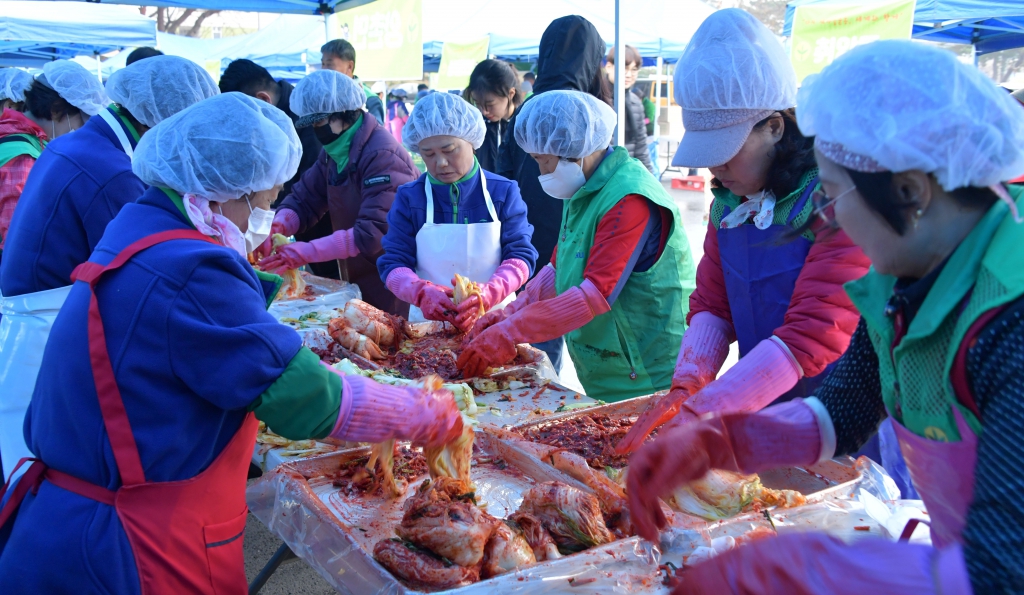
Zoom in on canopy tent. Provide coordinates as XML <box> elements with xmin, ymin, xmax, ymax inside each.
<box><xmin>0</xmin><ymin>1</ymin><xmax>157</xmax><ymax>68</ymax></box>
<box><xmin>783</xmin><ymin>0</ymin><xmax>1024</xmax><ymax>55</ymax></box>
<box><xmin>54</xmin><ymin>0</ymin><xmax>375</xmax><ymax>15</ymax></box>
<box><xmin>421</xmin><ymin>0</ymin><xmax>717</xmax><ymax>62</ymax></box>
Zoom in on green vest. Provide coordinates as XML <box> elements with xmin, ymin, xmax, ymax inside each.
<box><xmin>0</xmin><ymin>133</ymin><xmax>43</xmax><ymax>168</ymax></box>
<box><xmin>845</xmin><ymin>185</ymin><xmax>1024</xmax><ymax>442</ymax></box>
<box><xmin>555</xmin><ymin>147</ymin><xmax>697</xmax><ymax>402</ymax></box>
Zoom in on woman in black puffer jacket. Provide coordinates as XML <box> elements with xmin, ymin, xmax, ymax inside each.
<box><xmin>606</xmin><ymin>45</ymin><xmax>653</xmax><ymax>174</ymax></box>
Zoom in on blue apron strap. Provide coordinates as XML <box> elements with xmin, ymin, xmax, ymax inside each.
<box><xmin>786</xmin><ymin>177</ymin><xmax>819</xmax><ymax>225</ymax></box>
<box><xmin>607</xmin><ymin>199</ymin><xmax>659</xmax><ymax>306</ymax></box>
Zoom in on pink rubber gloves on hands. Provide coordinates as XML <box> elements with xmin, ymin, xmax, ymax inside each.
<box><xmin>451</xmin><ymin>259</ymin><xmax>530</xmax><ymax>330</ymax></box>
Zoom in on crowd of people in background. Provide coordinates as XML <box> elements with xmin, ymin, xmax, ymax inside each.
<box><xmin>1</xmin><ymin>6</ymin><xmax>1024</xmax><ymax>594</ymax></box>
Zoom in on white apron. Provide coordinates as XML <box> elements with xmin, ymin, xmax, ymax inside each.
<box><xmin>0</xmin><ymin>284</ymin><xmax>72</xmax><ymax>480</ymax></box>
<box><xmin>409</xmin><ymin>168</ymin><xmax>513</xmax><ymax>322</ymax></box>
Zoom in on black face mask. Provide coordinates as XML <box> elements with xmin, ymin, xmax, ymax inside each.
<box><xmin>314</xmin><ymin>124</ymin><xmax>341</xmax><ymax>146</ymax></box>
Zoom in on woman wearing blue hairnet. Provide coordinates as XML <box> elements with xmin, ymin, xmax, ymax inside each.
<box><xmin>459</xmin><ymin>90</ymin><xmax>696</xmax><ymax>402</ymax></box>
<box><xmin>627</xmin><ymin>41</ymin><xmax>1024</xmax><ymax>594</ymax></box>
<box><xmin>376</xmin><ymin>91</ymin><xmax>538</xmax><ymax>332</ymax></box>
<box><xmin>0</xmin><ymin>92</ymin><xmax>463</xmax><ymax>594</ymax></box>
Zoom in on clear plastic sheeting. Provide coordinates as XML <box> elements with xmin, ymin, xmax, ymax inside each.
<box><xmin>268</xmin><ymin>273</ymin><xmax>361</xmax><ymax>331</ymax></box>
<box><xmin>246</xmin><ymin>434</ymin><xmax>669</xmax><ymax>595</ymax></box>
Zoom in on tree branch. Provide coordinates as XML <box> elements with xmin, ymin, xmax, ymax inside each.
<box><xmin>184</xmin><ymin>10</ymin><xmax>222</xmax><ymax>38</ymax></box>
<box><xmin>166</xmin><ymin>8</ymin><xmax>196</xmax><ymax>35</ymax></box>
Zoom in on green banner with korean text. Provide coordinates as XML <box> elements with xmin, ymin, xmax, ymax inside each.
<box><xmin>436</xmin><ymin>37</ymin><xmax>490</xmax><ymax>91</ymax></box>
<box><xmin>790</xmin><ymin>0</ymin><xmax>915</xmax><ymax>84</ymax></box>
<box><xmin>332</xmin><ymin>0</ymin><xmax>423</xmax><ymax>80</ymax></box>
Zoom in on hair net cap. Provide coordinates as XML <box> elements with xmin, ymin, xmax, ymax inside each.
<box><xmin>0</xmin><ymin>69</ymin><xmax>33</xmax><ymax>103</ymax></box>
<box><xmin>798</xmin><ymin>40</ymin><xmax>1024</xmax><ymax>191</ymax></box>
<box><xmin>105</xmin><ymin>56</ymin><xmax>219</xmax><ymax>127</ymax></box>
<box><xmin>514</xmin><ymin>90</ymin><xmax>616</xmax><ymax>160</ymax></box>
<box><xmin>132</xmin><ymin>92</ymin><xmax>301</xmax><ymax>202</ymax></box>
<box><xmin>403</xmin><ymin>92</ymin><xmax>486</xmax><ymax>152</ymax></box>
<box><xmin>671</xmin><ymin>8</ymin><xmax>796</xmax><ymax>169</ymax></box>
<box><xmin>290</xmin><ymin>69</ymin><xmax>365</xmax><ymax>128</ymax></box>
<box><xmin>38</xmin><ymin>60</ymin><xmax>109</xmax><ymax>116</ymax></box>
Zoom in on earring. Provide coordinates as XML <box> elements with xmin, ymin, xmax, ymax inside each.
<box><xmin>913</xmin><ymin>208</ymin><xmax>923</xmax><ymax>229</ymax></box>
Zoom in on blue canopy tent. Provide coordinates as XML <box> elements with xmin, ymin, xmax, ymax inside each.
<box><xmin>55</xmin><ymin>0</ymin><xmax>375</xmax><ymax>15</ymax></box>
<box><xmin>0</xmin><ymin>1</ymin><xmax>157</xmax><ymax>68</ymax></box>
<box><xmin>783</xmin><ymin>0</ymin><xmax>1024</xmax><ymax>55</ymax></box>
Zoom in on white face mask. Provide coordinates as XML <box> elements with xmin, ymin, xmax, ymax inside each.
<box><xmin>243</xmin><ymin>195</ymin><xmax>275</xmax><ymax>254</ymax></box>
<box><xmin>538</xmin><ymin>159</ymin><xmax>587</xmax><ymax>200</ymax></box>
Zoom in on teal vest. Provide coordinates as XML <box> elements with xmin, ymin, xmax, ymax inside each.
<box><xmin>0</xmin><ymin>133</ymin><xmax>43</xmax><ymax>168</ymax></box>
<box><xmin>845</xmin><ymin>185</ymin><xmax>1024</xmax><ymax>441</ymax></box>
<box><xmin>555</xmin><ymin>147</ymin><xmax>697</xmax><ymax>402</ymax></box>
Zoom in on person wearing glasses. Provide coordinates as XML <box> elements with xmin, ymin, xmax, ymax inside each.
<box><xmin>627</xmin><ymin>39</ymin><xmax>1024</xmax><ymax>595</ymax></box>
<box><xmin>617</xmin><ymin>9</ymin><xmax>870</xmax><ymax>452</ymax></box>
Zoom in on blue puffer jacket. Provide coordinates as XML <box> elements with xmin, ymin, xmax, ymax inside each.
<box><xmin>0</xmin><ymin>107</ymin><xmax>146</xmax><ymax>297</ymax></box>
<box><xmin>377</xmin><ymin>162</ymin><xmax>538</xmax><ymax>281</ymax></box>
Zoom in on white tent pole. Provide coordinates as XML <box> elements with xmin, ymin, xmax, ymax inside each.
<box><xmin>94</xmin><ymin>52</ymin><xmax>102</xmax><ymax>83</ymax></box>
<box><xmin>324</xmin><ymin>13</ymin><xmax>331</xmax><ymax>45</ymax></box>
<box><xmin>614</xmin><ymin>0</ymin><xmax>625</xmax><ymax>147</ymax></box>
<box><xmin>654</xmin><ymin>55</ymin><xmax>662</xmax><ymax>143</ymax></box>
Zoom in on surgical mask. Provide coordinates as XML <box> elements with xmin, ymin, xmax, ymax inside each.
<box><xmin>314</xmin><ymin>123</ymin><xmax>341</xmax><ymax>146</ymax></box>
<box><xmin>538</xmin><ymin>159</ymin><xmax>587</xmax><ymax>200</ymax></box>
<box><xmin>243</xmin><ymin>195</ymin><xmax>275</xmax><ymax>254</ymax></box>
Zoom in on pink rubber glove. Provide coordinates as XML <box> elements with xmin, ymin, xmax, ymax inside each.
<box><xmin>261</xmin><ymin>229</ymin><xmax>358</xmax><ymax>273</ymax></box>
<box><xmin>674</xmin><ymin>533</ymin><xmax>970</xmax><ymax>595</ymax></box>
<box><xmin>681</xmin><ymin>337</ymin><xmax>802</xmax><ymax>419</ymax></box>
<box><xmin>386</xmin><ymin>267</ymin><xmax>458</xmax><ymax>325</ymax></box>
<box><xmin>468</xmin><ymin>264</ymin><xmax>558</xmax><ymax>340</ymax></box>
<box><xmin>627</xmin><ymin>399</ymin><xmax>827</xmax><ymax>542</ymax></box>
<box><xmin>457</xmin><ymin>279</ymin><xmax>609</xmax><ymax>378</ymax></box>
<box><xmin>616</xmin><ymin>312</ymin><xmax>735</xmax><ymax>454</ymax></box>
<box><xmin>257</xmin><ymin>209</ymin><xmax>300</xmax><ymax>259</ymax></box>
<box><xmin>328</xmin><ymin>373</ymin><xmax>464</xmax><ymax>448</ymax></box>
<box><xmin>453</xmin><ymin>259</ymin><xmax>530</xmax><ymax>331</ymax></box>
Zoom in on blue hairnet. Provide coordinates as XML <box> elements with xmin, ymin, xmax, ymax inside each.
<box><xmin>514</xmin><ymin>90</ymin><xmax>616</xmax><ymax>159</ymax></box>
<box><xmin>38</xmin><ymin>60</ymin><xmax>108</xmax><ymax>116</ymax></box>
<box><xmin>402</xmin><ymin>92</ymin><xmax>486</xmax><ymax>152</ymax></box>
<box><xmin>106</xmin><ymin>56</ymin><xmax>219</xmax><ymax>127</ymax></box>
<box><xmin>132</xmin><ymin>92</ymin><xmax>301</xmax><ymax>202</ymax></box>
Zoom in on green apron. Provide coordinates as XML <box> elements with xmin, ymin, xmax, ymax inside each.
<box><xmin>0</xmin><ymin>133</ymin><xmax>43</xmax><ymax>168</ymax></box>
<box><xmin>555</xmin><ymin>147</ymin><xmax>697</xmax><ymax>402</ymax></box>
<box><xmin>845</xmin><ymin>184</ymin><xmax>1024</xmax><ymax>441</ymax></box>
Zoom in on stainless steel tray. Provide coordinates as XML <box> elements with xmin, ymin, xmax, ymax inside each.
<box><xmin>502</xmin><ymin>393</ymin><xmax>864</xmax><ymax>506</ymax></box>
<box><xmin>246</xmin><ymin>432</ymin><xmax>669</xmax><ymax>595</ymax></box>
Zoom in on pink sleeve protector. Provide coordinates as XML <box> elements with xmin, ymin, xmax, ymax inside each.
<box><xmin>683</xmin><ymin>336</ymin><xmax>802</xmax><ymax>418</ymax></box>
<box><xmin>328</xmin><ymin>373</ymin><xmax>464</xmax><ymax>448</ymax></box>
<box><xmin>672</xmin><ymin>311</ymin><xmax>735</xmax><ymax>394</ymax></box>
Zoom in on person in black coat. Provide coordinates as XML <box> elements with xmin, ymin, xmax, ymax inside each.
<box><xmin>606</xmin><ymin>45</ymin><xmax>654</xmax><ymax>174</ymax></box>
<box><xmin>467</xmin><ymin>59</ymin><xmax>523</xmax><ymax>172</ymax></box>
<box><xmin>496</xmin><ymin>15</ymin><xmax>612</xmax><ymax>372</ymax></box>
<box><xmin>219</xmin><ymin>59</ymin><xmax>338</xmax><ymax>278</ymax></box>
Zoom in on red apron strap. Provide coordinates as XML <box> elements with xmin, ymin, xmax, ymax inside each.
<box><xmin>70</xmin><ymin>229</ymin><xmax>219</xmax><ymax>487</ymax></box>
<box><xmin>950</xmin><ymin>305</ymin><xmax>1007</xmax><ymax>421</ymax></box>
<box><xmin>0</xmin><ymin>460</ymin><xmax>46</xmax><ymax>528</ymax></box>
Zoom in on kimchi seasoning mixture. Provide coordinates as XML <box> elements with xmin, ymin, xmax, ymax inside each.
<box><xmin>329</xmin><ymin>446</ymin><xmax>428</xmax><ymax>496</ymax></box>
<box><xmin>521</xmin><ymin>414</ymin><xmax>657</xmax><ymax>469</ymax></box>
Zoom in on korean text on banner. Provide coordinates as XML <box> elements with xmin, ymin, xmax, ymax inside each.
<box><xmin>436</xmin><ymin>36</ymin><xmax>490</xmax><ymax>91</ymax></box>
<box><xmin>790</xmin><ymin>0</ymin><xmax>915</xmax><ymax>84</ymax></box>
<box><xmin>333</xmin><ymin>0</ymin><xmax>423</xmax><ymax>80</ymax></box>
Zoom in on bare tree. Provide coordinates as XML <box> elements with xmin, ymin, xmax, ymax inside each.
<box><xmin>139</xmin><ymin>6</ymin><xmax>221</xmax><ymax>37</ymax></box>
<box><xmin>706</xmin><ymin>0</ymin><xmax>789</xmax><ymax>35</ymax></box>
<box><xmin>980</xmin><ymin>49</ymin><xmax>1024</xmax><ymax>85</ymax></box>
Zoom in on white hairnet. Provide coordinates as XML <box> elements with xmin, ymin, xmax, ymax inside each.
<box><xmin>798</xmin><ymin>40</ymin><xmax>1024</xmax><ymax>190</ymax></box>
<box><xmin>402</xmin><ymin>92</ymin><xmax>486</xmax><ymax>152</ymax></box>
<box><xmin>0</xmin><ymin>69</ymin><xmax>33</xmax><ymax>103</ymax></box>
<box><xmin>514</xmin><ymin>90</ymin><xmax>616</xmax><ymax>159</ymax></box>
<box><xmin>674</xmin><ymin>9</ymin><xmax>795</xmax><ymax>115</ymax></box>
<box><xmin>132</xmin><ymin>92</ymin><xmax>301</xmax><ymax>202</ymax></box>
<box><xmin>105</xmin><ymin>56</ymin><xmax>219</xmax><ymax>127</ymax></box>
<box><xmin>290</xmin><ymin>69</ymin><xmax>365</xmax><ymax>127</ymax></box>
<box><xmin>38</xmin><ymin>60</ymin><xmax>109</xmax><ymax>116</ymax></box>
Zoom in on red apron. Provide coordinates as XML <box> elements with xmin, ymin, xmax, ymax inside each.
<box><xmin>0</xmin><ymin>230</ymin><xmax>256</xmax><ymax>595</ymax></box>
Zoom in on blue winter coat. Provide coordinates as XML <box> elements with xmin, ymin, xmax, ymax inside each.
<box><xmin>0</xmin><ymin>187</ymin><xmax>300</xmax><ymax>594</ymax></box>
<box><xmin>0</xmin><ymin>107</ymin><xmax>146</xmax><ymax>297</ymax></box>
<box><xmin>377</xmin><ymin>165</ymin><xmax>538</xmax><ymax>281</ymax></box>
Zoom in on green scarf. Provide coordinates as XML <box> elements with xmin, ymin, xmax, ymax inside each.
<box><xmin>426</xmin><ymin>158</ymin><xmax>481</xmax><ymax>224</ymax></box>
<box><xmin>322</xmin><ymin>113</ymin><xmax>363</xmax><ymax>173</ymax></box>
